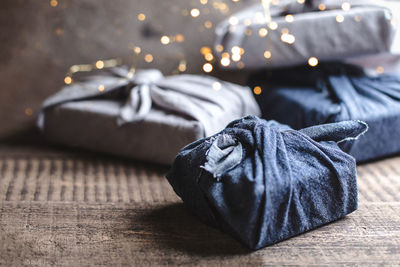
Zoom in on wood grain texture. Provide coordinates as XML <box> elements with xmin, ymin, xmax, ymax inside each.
<box><xmin>0</xmin><ymin>145</ymin><xmax>400</xmax><ymax>266</ymax></box>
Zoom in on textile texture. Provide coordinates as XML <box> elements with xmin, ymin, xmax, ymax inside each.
<box><xmin>249</xmin><ymin>63</ymin><xmax>400</xmax><ymax>162</ymax></box>
<box><xmin>166</xmin><ymin>116</ymin><xmax>366</xmax><ymax>250</ymax></box>
<box><xmin>39</xmin><ymin>68</ymin><xmax>260</xmax><ymax>165</ymax></box>
<box><xmin>214</xmin><ymin>0</ymin><xmax>397</xmax><ymax>69</ymax></box>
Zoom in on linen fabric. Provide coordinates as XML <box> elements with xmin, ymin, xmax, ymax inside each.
<box><xmin>167</xmin><ymin>115</ymin><xmax>366</xmax><ymax>250</ymax></box>
<box><xmin>248</xmin><ymin>63</ymin><xmax>400</xmax><ymax>162</ymax></box>
<box><xmin>214</xmin><ymin>0</ymin><xmax>397</xmax><ymax>69</ymax></box>
<box><xmin>38</xmin><ymin>68</ymin><xmax>260</xmax><ymax>165</ymax></box>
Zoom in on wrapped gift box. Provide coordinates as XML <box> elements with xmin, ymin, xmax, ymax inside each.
<box><xmin>167</xmin><ymin>116</ymin><xmax>365</xmax><ymax>250</ymax></box>
<box><xmin>248</xmin><ymin>63</ymin><xmax>400</xmax><ymax>162</ymax></box>
<box><xmin>215</xmin><ymin>0</ymin><xmax>397</xmax><ymax>69</ymax></box>
<box><xmin>38</xmin><ymin>68</ymin><xmax>260</xmax><ymax>165</ymax></box>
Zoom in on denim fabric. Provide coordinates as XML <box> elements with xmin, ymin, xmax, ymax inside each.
<box><xmin>166</xmin><ymin>116</ymin><xmax>365</xmax><ymax>250</ymax></box>
<box><xmin>248</xmin><ymin>63</ymin><xmax>400</xmax><ymax>162</ymax></box>
<box><xmin>214</xmin><ymin>0</ymin><xmax>398</xmax><ymax>69</ymax></box>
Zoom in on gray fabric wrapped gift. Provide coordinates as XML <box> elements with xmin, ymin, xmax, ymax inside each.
<box><xmin>38</xmin><ymin>68</ymin><xmax>260</xmax><ymax>165</ymax></box>
<box><xmin>215</xmin><ymin>0</ymin><xmax>398</xmax><ymax>69</ymax></box>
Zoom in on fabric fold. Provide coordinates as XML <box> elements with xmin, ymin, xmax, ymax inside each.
<box><xmin>167</xmin><ymin>116</ymin><xmax>363</xmax><ymax>250</ymax></box>
<box><xmin>38</xmin><ymin>67</ymin><xmax>260</xmax><ymax>165</ymax></box>
<box><xmin>249</xmin><ymin>63</ymin><xmax>400</xmax><ymax>162</ymax></box>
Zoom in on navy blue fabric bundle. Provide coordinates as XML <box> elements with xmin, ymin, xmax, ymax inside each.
<box><xmin>249</xmin><ymin>63</ymin><xmax>400</xmax><ymax>162</ymax></box>
<box><xmin>167</xmin><ymin>116</ymin><xmax>366</xmax><ymax>250</ymax></box>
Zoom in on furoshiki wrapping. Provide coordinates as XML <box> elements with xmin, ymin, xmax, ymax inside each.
<box><xmin>167</xmin><ymin>116</ymin><xmax>366</xmax><ymax>250</ymax></box>
<box><xmin>38</xmin><ymin>68</ymin><xmax>260</xmax><ymax>165</ymax></box>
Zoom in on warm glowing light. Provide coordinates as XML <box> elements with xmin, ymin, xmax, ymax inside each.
<box><xmin>204</xmin><ymin>21</ymin><xmax>212</xmax><ymax>28</ymax></box>
<box><xmin>271</xmin><ymin>0</ymin><xmax>280</xmax><ymax>5</ymax></box>
<box><xmin>98</xmin><ymin>85</ymin><xmax>105</xmax><ymax>92</ymax></box>
<box><xmin>201</xmin><ymin>46</ymin><xmax>212</xmax><ymax>55</ymax></box>
<box><xmin>285</xmin><ymin>14</ymin><xmax>294</xmax><ymax>23</ymax></box>
<box><xmin>308</xmin><ymin>57</ymin><xmax>319</xmax><ymax>67</ymax></box>
<box><xmin>281</xmin><ymin>33</ymin><xmax>295</xmax><ymax>44</ymax></box>
<box><xmin>221</xmin><ymin>52</ymin><xmax>230</xmax><ymax>58</ymax></box>
<box><xmin>160</xmin><ymin>35</ymin><xmax>170</xmax><ymax>45</ymax></box>
<box><xmin>232</xmin><ymin>53</ymin><xmax>241</xmax><ymax>62</ymax></box>
<box><xmin>137</xmin><ymin>13</ymin><xmax>146</xmax><ymax>21</ymax></box>
<box><xmin>212</xmin><ymin>82</ymin><xmax>222</xmax><ymax>91</ymax></box>
<box><xmin>376</xmin><ymin>66</ymin><xmax>384</xmax><ymax>74</ymax></box>
<box><xmin>258</xmin><ymin>28</ymin><xmax>268</xmax><ymax>37</ymax></box>
<box><xmin>318</xmin><ymin>3</ymin><xmax>326</xmax><ymax>10</ymax></box>
<box><xmin>253</xmin><ymin>86</ymin><xmax>262</xmax><ymax>95</ymax></box>
<box><xmin>175</xmin><ymin>34</ymin><xmax>184</xmax><ymax>42</ymax></box>
<box><xmin>203</xmin><ymin>63</ymin><xmax>213</xmax><ymax>72</ymax></box>
<box><xmin>354</xmin><ymin>15</ymin><xmax>362</xmax><ymax>22</ymax></box>
<box><xmin>64</xmin><ymin>76</ymin><xmax>72</xmax><ymax>84</ymax></box>
<box><xmin>220</xmin><ymin>57</ymin><xmax>231</xmax><ymax>67</ymax></box>
<box><xmin>144</xmin><ymin>54</ymin><xmax>153</xmax><ymax>63</ymax></box>
<box><xmin>297</xmin><ymin>0</ymin><xmax>305</xmax><ymax>3</ymax></box>
<box><xmin>134</xmin><ymin>46</ymin><xmax>141</xmax><ymax>54</ymax></box>
<box><xmin>50</xmin><ymin>0</ymin><xmax>58</xmax><ymax>7</ymax></box>
<box><xmin>268</xmin><ymin>21</ymin><xmax>278</xmax><ymax>30</ymax></box>
<box><xmin>341</xmin><ymin>2</ymin><xmax>351</xmax><ymax>11</ymax></box>
<box><xmin>244</xmin><ymin>19</ymin><xmax>252</xmax><ymax>26</ymax></box>
<box><xmin>178</xmin><ymin>62</ymin><xmax>187</xmax><ymax>72</ymax></box>
<box><xmin>25</xmin><ymin>108</ymin><xmax>33</xmax><ymax>116</ymax></box>
<box><xmin>237</xmin><ymin>61</ymin><xmax>245</xmax><ymax>69</ymax></box>
<box><xmin>245</xmin><ymin>29</ymin><xmax>252</xmax><ymax>36</ymax></box>
<box><xmin>229</xmin><ymin>16</ymin><xmax>239</xmax><ymax>25</ymax></box>
<box><xmin>190</xmin><ymin>8</ymin><xmax>200</xmax><ymax>17</ymax></box>
<box><xmin>95</xmin><ymin>60</ymin><xmax>104</xmax><ymax>69</ymax></box>
<box><xmin>205</xmin><ymin>53</ymin><xmax>214</xmax><ymax>61</ymax></box>
<box><xmin>264</xmin><ymin>50</ymin><xmax>271</xmax><ymax>59</ymax></box>
<box><xmin>215</xmin><ymin>45</ymin><xmax>224</xmax><ymax>52</ymax></box>
<box><xmin>336</xmin><ymin>15</ymin><xmax>344</xmax><ymax>23</ymax></box>
<box><xmin>55</xmin><ymin>28</ymin><xmax>63</xmax><ymax>36</ymax></box>
<box><xmin>231</xmin><ymin>46</ymin><xmax>241</xmax><ymax>54</ymax></box>
<box><xmin>200</xmin><ymin>0</ymin><xmax>208</xmax><ymax>4</ymax></box>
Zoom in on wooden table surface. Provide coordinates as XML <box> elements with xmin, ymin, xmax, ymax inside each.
<box><xmin>1</xmin><ymin>144</ymin><xmax>400</xmax><ymax>266</ymax></box>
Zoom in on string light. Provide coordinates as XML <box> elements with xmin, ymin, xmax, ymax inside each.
<box><xmin>268</xmin><ymin>21</ymin><xmax>278</xmax><ymax>30</ymax></box>
<box><xmin>376</xmin><ymin>66</ymin><xmax>384</xmax><ymax>74</ymax></box>
<box><xmin>232</xmin><ymin>54</ymin><xmax>241</xmax><ymax>62</ymax></box>
<box><xmin>204</xmin><ymin>21</ymin><xmax>212</xmax><ymax>29</ymax></box>
<box><xmin>308</xmin><ymin>57</ymin><xmax>319</xmax><ymax>67</ymax></box>
<box><xmin>204</xmin><ymin>53</ymin><xmax>214</xmax><ymax>61</ymax></box>
<box><xmin>341</xmin><ymin>2</ymin><xmax>351</xmax><ymax>11</ymax></box>
<box><xmin>160</xmin><ymin>35</ymin><xmax>170</xmax><ymax>45</ymax></box>
<box><xmin>258</xmin><ymin>28</ymin><xmax>268</xmax><ymax>37</ymax></box>
<box><xmin>237</xmin><ymin>61</ymin><xmax>245</xmax><ymax>69</ymax></box>
<box><xmin>297</xmin><ymin>0</ymin><xmax>305</xmax><ymax>4</ymax></box>
<box><xmin>215</xmin><ymin>45</ymin><xmax>224</xmax><ymax>52</ymax></box>
<box><xmin>229</xmin><ymin>16</ymin><xmax>239</xmax><ymax>25</ymax></box>
<box><xmin>318</xmin><ymin>3</ymin><xmax>326</xmax><ymax>10</ymax></box>
<box><xmin>98</xmin><ymin>85</ymin><xmax>105</xmax><ymax>92</ymax></box>
<box><xmin>175</xmin><ymin>34</ymin><xmax>184</xmax><ymax>42</ymax></box>
<box><xmin>203</xmin><ymin>63</ymin><xmax>213</xmax><ymax>72</ymax></box>
<box><xmin>178</xmin><ymin>61</ymin><xmax>187</xmax><ymax>72</ymax></box>
<box><xmin>50</xmin><ymin>0</ymin><xmax>58</xmax><ymax>7</ymax></box>
<box><xmin>264</xmin><ymin>50</ymin><xmax>271</xmax><ymax>59</ymax></box>
<box><xmin>354</xmin><ymin>15</ymin><xmax>362</xmax><ymax>22</ymax></box>
<box><xmin>336</xmin><ymin>15</ymin><xmax>344</xmax><ymax>23</ymax></box>
<box><xmin>212</xmin><ymin>82</ymin><xmax>222</xmax><ymax>91</ymax></box>
<box><xmin>64</xmin><ymin>76</ymin><xmax>72</xmax><ymax>84</ymax></box>
<box><xmin>253</xmin><ymin>86</ymin><xmax>262</xmax><ymax>95</ymax></box>
<box><xmin>190</xmin><ymin>8</ymin><xmax>200</xmax><ymax>17</ymax></box>
<box><xmin>231</xmin><ymin>46</ymin><xmax>241</xmax><ymax>54</ymax></box>
<box><xmin>24</xmin><ymin>108</ymin><xmax>33</xmax><ymax>116</ymax></box>
<box><xmin>281</xmin><ymin>32</ymin><xmax>295</xmax><ymax>44</ymax></box>
<box><xmin>55</xmin><ymin>28</ymin><xmax>63</xmax><ymax>36</ymax></box>
<box><xmin>285</xmin><ymin>14</ymin><xmax>294</xmax><ymax>23</ymax></box>
<box><xmin>137</xmin><ymin>13</ymin><xmax>146</xmax><ymax>21</ymax></box>
<box><xmin>200</xmin><ymin>0</ymin><xmax>208</xmax><ymax>4</ymax></box>
<box><xmin>95</xmin><ymin>60</ymin><xmax>104</xmax><ymax>69</ymax></box>
<box><xmin>144</xmin><ymin>54</ymin><xmax>154</xmax><ymax>63</ymax></box>
<box><xmin>220</xmin><ymin>57</ymin><xmax>231</xmax><ymax>67</ymax></box>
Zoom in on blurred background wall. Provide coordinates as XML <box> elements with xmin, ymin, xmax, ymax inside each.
<box><xmin>0</xmin><ymin>0</ymin><xmax>258</xmax><ymax>139</ymax></box>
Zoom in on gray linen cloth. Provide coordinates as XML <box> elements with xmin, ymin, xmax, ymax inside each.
<box><xmin>38</xmin><ymin>68</ymin><xmax>260</xmax><ymax>165</ymax></box>
<box><xmin>215</xmin><ymin>0</ymin><xmax>398</xmax><ymax>69</ymax></box>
